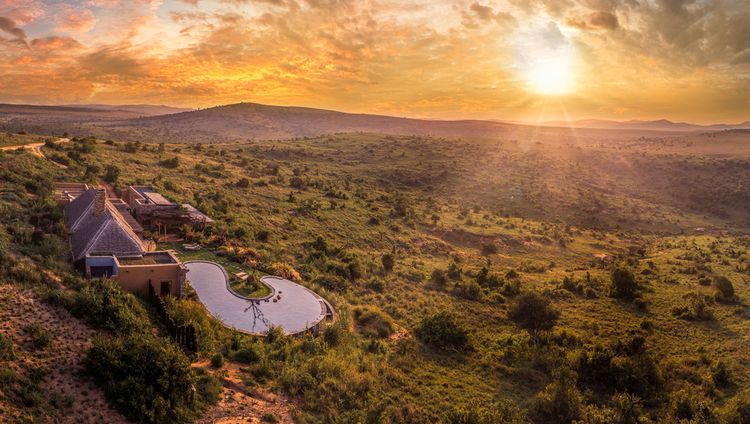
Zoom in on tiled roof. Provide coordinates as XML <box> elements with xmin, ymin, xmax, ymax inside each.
<box><xmin>113</xmin><ymin>203</ymin><xmax>143</xmax><ymax>233</ymax></box>
<box><xmin>64</xmin><ymin>189</ymin><xmax>145</xmax><ymax>260</ymax></box>
<box><xmin>63</xmin><ymin>189</ymin><xmax>96</xmax><ymax>230</ymax></box>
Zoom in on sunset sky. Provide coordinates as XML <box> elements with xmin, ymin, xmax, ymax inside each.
<box><xmin>0</xmin><ymin>0</ymin><xmax>748</xmax><ymax>123</ymax></box>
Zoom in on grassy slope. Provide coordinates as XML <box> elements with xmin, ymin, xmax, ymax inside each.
<box><xmin>69</xmin><ymin>134</ymin><xmax>750</xmax><ymax>420</ymax></box>
<box><xmin>3</xmin><ymin>131</ymin><xmax>750</xmax><ymax>422</ymax></box>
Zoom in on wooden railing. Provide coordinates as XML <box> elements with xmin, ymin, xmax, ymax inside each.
<box><xmin>148</xmin><ymin>282</ymin><xmax>197</xmax><ymax>352</ymax></box>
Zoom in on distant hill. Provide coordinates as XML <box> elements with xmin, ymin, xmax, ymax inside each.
<box><xmin>1</xmin><ymin>101</ymin><xmax>741</xmax><ymax>143</ymax></box>
<box><xmin>64</xmin><ymin>104</ymin><xmax>193</xmax><ymax>116</ymax></box>
<box><xmin>541</xmin><ymin>118</ymin><xmax>750</xmax><ymax>132</ymax></box>
<box><xmin>96</xmin><ymin>102</ymin><xmax>516</xmax><ymax>142</ymax></box>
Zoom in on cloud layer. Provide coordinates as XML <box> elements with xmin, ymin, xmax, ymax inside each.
<box><xmin>0</xmin><ymin>0</ymin><xmax>748</xmax><ymax>123</ymax></box>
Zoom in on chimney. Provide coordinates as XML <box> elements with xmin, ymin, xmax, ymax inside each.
<box><xmin>94</xmin><ymin>189</ymin><xmax>106</xmax><ymax>216</ymax></box>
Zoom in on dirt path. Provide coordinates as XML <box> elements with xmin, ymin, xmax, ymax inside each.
<box><xmin>96</xmin><ymin>177</ymin><xmax>119</xmax><ymax>199</ymax></box>
<box><xmin>0</xmin><ymin>137</ymin><xmax>69</xmax><ymax>168</ymax></box>
<box><xmin>193</xmin><ymin>360</ymin><xmax>294</xmax><ymax>423</ymax></box>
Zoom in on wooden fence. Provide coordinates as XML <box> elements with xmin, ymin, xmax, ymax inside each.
<box><xmin>149</xmin><ymin>282</ymin><xmax>197</xmax><ymax>352</ymax></box>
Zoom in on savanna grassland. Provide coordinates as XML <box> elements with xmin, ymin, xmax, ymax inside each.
<box><xmin>1</xmin><ymin>129</ymin><xmax>750</xmax><ymax>423</ymax></box>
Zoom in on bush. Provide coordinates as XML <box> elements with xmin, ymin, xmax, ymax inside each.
<box><xmin>159</xmin><ymin>156</ymin><xmax>180</xmax><ymax>168</ymax></box>
<box><xmin>103</xmin><ymin>165</ymin><xmax>120</xmax><ymax>184</ymax></box>
<box><xmin>670</xmin><ymin>391</ymin><xmax>717</xmax><ymax>423</ymax></box>
<box><xmin>723</xmin><ymin>393</ymin><xmax>750</xmax><ymax>424</ymax></box>
<box><xmin>530</xmin><ymin>368</ymin><xmax>583</xmax><ymax>424</ymax></box>
<box><xmin>261</xmin><ymin>413</ymin><xmax>279</xmax><ymax>423</ymax></box>
<box><xmin>313</xmin><ymin>274</ymin><xmax>349</xmax><ymax>292</ymax></box>
<box><xmin>610</xmin><ymin>267</ymin><xmax>639</xmax><ymax>300</ymax></box>
<box><xmin>480</xmin><ymin>243</ymin><xmax>499</xmax><ymax>255</ymax></box>
<box><xmin>415</xmin><ymin>311</ymin><xmax>470</xmax><ymax>351</ymax></box>
<box><xmin>508</xmin><ymin>292</ymin><xmax>559</xmax><ymax>339</ymax></box>
<box><xmin>381</xmin><ymin>253</ymin><xmax>395</xmax><ymax>273</ymax></box>
<box><xmin>711</xmin><ymin>361</ymin><xmax>732</xmax><ymax>387</ymax></box>
<box><xmin>575</xmin><ymin>339</ymin><xmax>662</xmax><ymax>399</ymax></box>
<box><xmin>444</xmin><ymin>400</ymin><xmax>527</xmax><ymax>424</ymax></box>
<box><xmin>210</xmin><ymin>353</ymin><xmax>224</xmax><ymax>369</ymax></box>
<box><xmin>431</xmin><ymin>269</ymin><xmax>448</xmax><ymax>287</ymax></box>
<box><xmin>24</xmin><ymin>324</ymin><xmax>53</xmax><ymax>349</ymax></box>
<box><xmin>86</xmin><ymin>334</ymin><xmax>203</xmax><ymax>423</ymax></box>
<box><xmin>454</xmin><ymin>280</ymin><xmax>482</xmax><ymax>300</ymax></box>
<box><xmin>714</xmin><ymin>276</ymin><xmax>735</xmax><ymax>302</ymax></box>
<box><xmin>232</xmin><ymin>346</ymin><xmax>261</xmax><ymax>364</ymax></box>
<box><xmin>0</xmin><ymin>333</ymin><xmax>14</xmax><ymax>360</ymax></box>
<box><xmin>353</xmin><ymin>306</ymin><xmax>395</xmax><ymax>339</ymax></box>
<box><xmin>71</xmin><ymin>279</ymin><xmax>151</xmax><ymax>334</ymax></box>
<box><xmin>671</xmin><ymin>293</ymin><xmax>714</xmax><ymax>321</ymax></box>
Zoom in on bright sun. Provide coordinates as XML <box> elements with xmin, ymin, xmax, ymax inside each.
<box><xmin>513</xmin><ymin>22</ymin><xmax>578</xmax><ymax>96</ymax></box>
<box><xmin>525</xmin><ymin>53</ymin><xmax>575</xmax><ymax>95</ymax></box>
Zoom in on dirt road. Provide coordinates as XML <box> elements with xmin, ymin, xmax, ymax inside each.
<box><xmin>0</xmin><ymin>137</ymin><xmax>69</xmax><ymax>167</ymax></box>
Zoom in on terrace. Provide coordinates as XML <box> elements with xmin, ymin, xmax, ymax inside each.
<box><xmin>116</xmin><ymin>251</ymin><xmax>178</xmax><ymax>266</ymax></box>
<box><xmin>158</xmin><ymin>242</ymin><xmax>270</xmax><ymax>298</ymax></box>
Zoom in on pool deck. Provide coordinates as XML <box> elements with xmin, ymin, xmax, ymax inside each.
<box><xmin>184</xmin><ymin>261</ymin><xmax>332</xmax><ymax>335</ymax></box>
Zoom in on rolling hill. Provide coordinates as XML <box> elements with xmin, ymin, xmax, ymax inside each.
<box><xmin>540</xmin><ymin>118</ymin><xmax>750</xmax><ymax>132</ymax></box>
<box><xmin>1</xmin><ymin>101</ymin><xmax>747</xmax><ymax>144</ymax></box>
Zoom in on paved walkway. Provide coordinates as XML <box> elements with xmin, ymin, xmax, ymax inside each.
<box><xmin>184</xmin><ymin>261</ymin><xmax>330</xmax><ymax>335</ymax></box>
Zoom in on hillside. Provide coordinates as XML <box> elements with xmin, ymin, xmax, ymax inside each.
<box><xmin>540</xmin><ymin>118</ymin><xmax>750</xmax><ymax>132</ymax></box>
<box><xmin>0</xmin><ymin>102</ymin><xmax>696</xmax><ymax>143</ymax></box>
<box><xmin>2</xmin><ymin>131</ymin><xmax>750</xmax><ymax>422</ymax></box>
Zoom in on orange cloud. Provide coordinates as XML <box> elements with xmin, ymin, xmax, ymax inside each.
<box><xmin>0</xmin><ymin>0</ymin><xmax>747</xmax><ymax>124</ymax></box>
<box><xmin>57</xmin><ymin>7</ymin><xmax>97</xmax><ymax>33</ymax></box>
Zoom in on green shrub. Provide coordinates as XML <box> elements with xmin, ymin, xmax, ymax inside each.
<box><xmin>508</xmin><ymin>292</ymin><xmax>559</xmax><ymax>339</ymax></box>
<box><xmin>575</xmin><ymin>339</ymin><xmax>662</xmax><ymax>399</ymax></box>
<box><xmin>0</xmin><ymin>333</ymin><xmax>14</xmax><ymax>360</ymax></box>
<box><xmin>24</xmin><ymin>324</ymin><xmax>53</xmax><ymax>349</ymax></box>
<box><xmin>352</xmin><ymin>306</ymin><xmax>395</xmax><ymax>339</ymax></box>
<box><xmin>714</xmin><ymin>276</ymin><xmax>735</xmax><ymax>302</ymax></box>
<box><xmin>671</xmin><ymin>391</ymin><xmax>717</xmax><ymax>422</ymax></box>
<box><xmin>430</xmin><ymin>269</ymin><xmax>448</xmax><ymax>287</ymax></box>
<box><xmin>211</xmin><ymin>353</ymin><xmax>225</xmax><ymax>369</ymax></box>
<box><xmin>610</xmin><ymin>267</ymin><xmax>639</xmax><ymax>300</ymax></box>
<box><xmin>723</xmin><ymin>393</ymin><xmax>750</xmax><ymax>424</ymax></box>
<box><xmin>454</xmin><ymin>280</ymin><xmax>482</xmax><ymax>300</ymax></box>
<box><xmin>323</xmin><ymin>323</ymin><xmax>344</xmax><ymax>346</ymax></box>
<box><xmin>313</xmin><ymin>274</ymin><xmax>349</xmax><ymax>292</ymax></box>
<box><xmin>381</xmin><ymin>253</ymin><xmax>395</xmax><ymax>273</ymax></box>
<box><xmin>444</xmin><ymin>400</ymin><xmax>527</xmax><ymax>423</ymax></box>
<box><xmin>530</xmin><ymin>368</ymin><xmax>583</xmax><ymax>424</ymax></box>
<box><xmin>712</xmin><ymin>361</ymin><xmax>732</xmax><ymax>387</ymax></box>
<box><xmin>415</xmin><ymin>311</ymin><xmax>470</xmax><ymax>351</ymax></box>
<box><xmin>86</xmin><ymin>334</ymin><xmax>201</xmax><ymax>423</ymax></box>
<box><xmin>261</xmin><ymin>413</ymin><xmax>279</xmax><ymax>423</ymax></box>
<box><xmin>671</xmin><ymin>293</ymin><xmax>714</xmax><ymax>321</ymax></box>
<box><xmin>71</xmin><ymin>279</ymin><xmax>150</xmax><ymax>334</ymax></box>
<box><xmin>232</xmin><ymin>346</ymin><xmax>260</xmax><ymax>364</ymax></box>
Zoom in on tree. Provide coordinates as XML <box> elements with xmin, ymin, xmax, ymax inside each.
<box><xmin>236</xmin><ymin>177</ymin><xmax>250</xmax><ymax>188</ymax></box>
<box><xmin>531</xmin><ymin>367</ymin><xmax>583</xmax><ymax>424</ymax></box>
<box><xmin>103</xmin><ymin>165</ymin><xmax>120</xmax><ymax>184</ymax></box>
<box><xmin>415</xmin><ymin>311</ymin><xmax>471</xmax><ymax>351</ymax></box>
<box><xmin>381</xmin><ymin>253</ymin><xmax>394</xmax><ymax>273</ymax></box>
<box><xmin>610</xmin><ymin>267</ymin><xmax>639</xmax><ymax>300</ymax></box>
<box><xmin>508</xmin><ymin>292</ymin><xmax>559</xmax><ymax>340</ymax></box>
<box><xmin>713</xmin><ymin>276</ymin><xmax>735</xmax><ymax>302</ymax></box>
<box><xmin>431</xmin><ymin>269</ymin><xmax>448</xmax><ymax>287</ymax></box>
<box><xmin>159</xmin><ymin>156</ymin><xmax>180</xmax><ymax>169</ymax></box>
<box><xmin>86</xmin><ymin>334</ymin><xmax>199</xmax><ymax>423</ymax></box>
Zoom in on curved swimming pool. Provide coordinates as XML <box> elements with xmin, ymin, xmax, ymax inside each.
<box><xmin>184</xmin><ymin>261</ymin><xmax>330</xmax><ymax>335</ymax></box>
